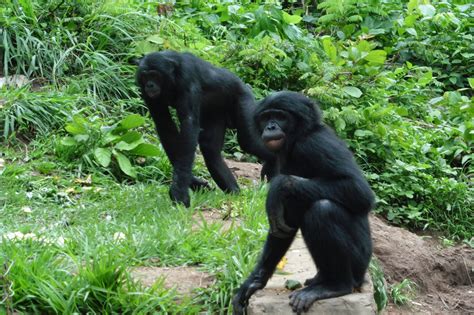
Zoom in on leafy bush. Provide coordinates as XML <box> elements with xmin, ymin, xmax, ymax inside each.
<box><xmin>57</xmin><ymin>114</ymin><xmax>162</xmax><ymax>179</ymax></box>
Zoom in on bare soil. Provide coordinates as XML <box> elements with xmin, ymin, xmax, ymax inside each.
<box><xmin>130</xmin><ymin>266</ymin><xmax>215</xmax><ymax>295</ymax></box>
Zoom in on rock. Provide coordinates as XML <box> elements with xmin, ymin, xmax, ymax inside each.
<box><xmin>0</xmin><ymin>75</ymin><xmax>29</xmax><ymax>88</ymax></box>
<box><xmin>247</xmin><ymin>234</ymin><xmax>376</xmax><ymax>314</ymax></box>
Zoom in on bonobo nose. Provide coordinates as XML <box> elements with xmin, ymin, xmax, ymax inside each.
<box><xmin>267</xmin><ymin>123</ymin><xmax>277</xmax><ymax>131</ymax></box>
<box><xmin>146</xmin><ymin>82</ymin><xmax>154</xmax><ymax>89</ymax></box>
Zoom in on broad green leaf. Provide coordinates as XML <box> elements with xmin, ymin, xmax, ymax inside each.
<box><xmin>115</xmin><ymin>140</ymin><xmax>141</xmax><ymax>151</ymax></box>
<box><xmin>146</xmin><ymin>35</ymin><xmax>164</xmax><ymax>45</ymax></box>
<box><xmin>354</xmin><ymin>130</ymin><xmax>374</xmax><ymax>137</ymax></box>
<box><xmin>94</xmin><ymin>148</ymin><xmax>111</xmax><ymax>167</ymax></box>
<box><xmin>119</xmin><ymin>114</ymin><xmax>146</xmax><ymax>130</ymax></box>
<box><xmin>65</xmin><ymin>122</ymin><xmax>86</xmax><ymax>135</ymax></box>
<box><xmin>103</xmin><ymin>132</ymin><xmax>121</xmax><ymax>144</ymax></box>
<box><xmin>61</xmin><ymin>137</ymin><xmax>77</xmax><ymax>146</ymax></box>
<box><xmin>468</xmin><ymin>78</ymin><xmax>474</xmax><ymax>89</ymax></box>
<box><xmin>120</xmin><ymin>131</ymin><xmax>143</xmax><ymax>143</ymax></box>
<box><xmin>404</xmin><ymin>15</ymin><xmax>417</xmax><ymax>27</ymax></box>
<box><xmin>419</xmin><ymin>4</ymin><xmax>435</xmax><ymax>18</ymax></box>
<box><xmin>129</xmin><ymin>143</ymin><xmax>161</xmax><ymax>156</ymax></box>
<box><xmin>418</xmin><ymin>71</ymin><xmax>432</xmax><ymax>86</ymax></box>
<box><xmin>343</xmin><ymin>86</ymin><xmax>363</xmax><ymax>98</ymax></box>
<box><xmin>364</xmin><ymin>50</ymin><xmax>387</xmax><ymax>65</ymax></box>
<box><xmin>282</xmin><ymin>11</ymin><xmax>302</xmax><ymax>25</ymax></box>
<box><xmin>321</xmin><ymin>37</ymin><xmax>338</xmax><ymax>64</ymax></box>
<box><xmin>74</xmin><ymin>134</ymin><xmax>89</xmax><ymax>142</ymax></box>
<box><xmin>114</xmin><ymin>152</ymin><xmax>136</xmax><ymax>178</ymax></box>
<box><xmin>406</xmin><ymin>28</ymin><xmax>417</xmax><ymax>36</ymax></box>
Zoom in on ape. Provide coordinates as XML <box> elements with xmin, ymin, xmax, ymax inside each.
<box><xmin>232</xmin><ymin>92</ymin><xmax>374</xmax><ymax>314</ymax></box>
<box><xmin>136</xmin><ymin>51</ymin><xmax>275</xmax><ymax>207</ymax></box>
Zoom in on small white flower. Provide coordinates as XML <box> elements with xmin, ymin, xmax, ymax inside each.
<box><xmin>113</xmin><ymin>232</ymin><xmax>126</xmax><ymax>242</ymax></box>
<box><xmin>4</xmin><ymin>231</ymin><xmax>24</xmax><ymax>240</ymax></box>
<box><xmin>23</xmin><ymin>233</ymin><xmax>37</xmax><ymax>240</ymax></box>
<box><xmin>105</xmin><ymin>215</ymin><xmax>112</xmax><ymax>221</ymax></box>
<box><xmin>22</xmin><ymin>206</ymin><xmax>32</xmax><ymax>213</ymax></box>
<box><xmin>56</xmin><ymin>236</ymin><xmax>66</xmax><ymax>247</ymax></box>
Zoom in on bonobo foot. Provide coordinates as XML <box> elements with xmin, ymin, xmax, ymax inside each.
<box><xmin>289</xmin><ymin>284</ymin><xmax>352</xmax><ymax>314</ymax></box>
<box><xmin>232</xmin><ymin>270</ymin><xmax>270</xmax><ymax>315</ymax></box>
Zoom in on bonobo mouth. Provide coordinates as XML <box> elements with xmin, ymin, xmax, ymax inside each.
<box><xmin>264</xmin><ymin>137</ymin><xmax>285</xmax><ymax>151</ymax></box>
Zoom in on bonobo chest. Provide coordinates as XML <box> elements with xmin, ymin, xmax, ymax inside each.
<box><xmin>278</xmin><ymin>150</ymin><xmax>322</xmax><ymax>178</ymax></box>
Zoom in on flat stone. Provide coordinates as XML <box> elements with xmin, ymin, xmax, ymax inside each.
<box><xmin>248</xmin><ymin>234</ymin><xmax>376</xmax><ymax>314</ymax></box>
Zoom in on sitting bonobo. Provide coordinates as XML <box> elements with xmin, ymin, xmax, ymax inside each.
<box><xmin>232</xmin><ymin>91</ymin><xmax>374</xmax><ymax>314</ymax></box>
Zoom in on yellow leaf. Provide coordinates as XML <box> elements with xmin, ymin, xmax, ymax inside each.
<box><xmin>277</xmin><ymin>256</ymin><xmax>288</xmax><ymax>270</ymax></box>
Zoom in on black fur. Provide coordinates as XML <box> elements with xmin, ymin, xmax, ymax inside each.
<box><xmin>136</xmin><ymin>51</ymin><xmax>276</xmax><ymax>206</ymax></box>
<box><xmin>232</xmin><ymin>91</ymin><xmax>374</xmax><ymax>314</ymax></box>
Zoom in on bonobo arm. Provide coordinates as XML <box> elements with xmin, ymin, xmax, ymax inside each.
<box><xmin>153</xmin><ymin>106</ymin><xmax>210</xmax><ymax>192</ymax></box>
<box><xmin>267</xmin><ymin>174</ymin><xmax>374</xmax><ymax>237</ymax></box>
<box><xmin>167</xmin><ymin>90</ymin><xmax>201</xmax><ymax>205</ymax></box>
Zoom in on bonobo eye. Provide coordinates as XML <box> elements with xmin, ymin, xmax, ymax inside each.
<box><xmin>146</xmin><ymin>81</ymin><xmax>156</xmax><ymax>89</ymax></box>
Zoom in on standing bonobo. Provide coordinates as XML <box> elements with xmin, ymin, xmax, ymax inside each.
<box><xmin>136</xmin><ymin>51</ymin><xmax>275</xmax><ymax>207</ymax></box>
<box><xmin>232</xmin><ymin>92</ymin><xmax>374</xmax><ymax>314</ymax></box>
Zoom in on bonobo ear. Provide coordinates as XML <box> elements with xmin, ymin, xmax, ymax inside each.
<box><xmin>129</xmin><ymin>56</ymin><xmax>144</xmax><ymax>66</ymax></box>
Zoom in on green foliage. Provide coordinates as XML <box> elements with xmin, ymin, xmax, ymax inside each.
<box><xmin>58</xmin><ymin>114</ymin><xmax>162</xmax><ymax>179</ymax></box>
<box><xmin>390</xmin><ymin>279</ymin><xmax>417</xmax><ymax>306</ymax></box>
<box><xmin>1</xmin><ymin>0</ymin><xmax>473</xmax><ymax>312</ymax></box>
<box><xmin>369</xmin><ymin>259</ymin><xmax>388</xmax><ymax>312</ymax></box>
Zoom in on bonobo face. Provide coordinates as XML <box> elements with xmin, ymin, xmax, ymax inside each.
<box><xmin>257</xmin><ymin>109</ymin><xmax>292</xmax><ymax>152</ymax></box>
<box><xmin>138</xmin><ymin>70</ymin><xmax>162</xmax><ymax>99</ymax></box>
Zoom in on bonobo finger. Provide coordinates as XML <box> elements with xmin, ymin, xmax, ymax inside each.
<box><xmin>190</xmin><ymin>176</ymin><xmax>211</xmax><ymax>191</ymax></box>
<box><xmin>269</xmin><ymin>215</ymin><xmax>296</xmax><ymax>238</ymax></box>
<box><xmin>232</xmin><ymin>301</ymin><xmax>246</xmax><ymax>315</ymax></box>
<box><xmin>244</xmin><ymin>282</ymin><xmax>263</xmax><ymax>300</ymax></box>
<box><xmin>169</xmin><ymin>187</ymin><xmax>190</xmax><ymax>207</ymax></box>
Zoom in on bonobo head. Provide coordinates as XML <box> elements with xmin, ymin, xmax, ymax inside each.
<box><xmin>135</xmin><ymin>51</ymin><xmax>179</xmax><ymax>99</ymax></box>
<box><xmin>255</xmin><ymin>91</ymin><xmax>322</xmax><ymax>152</ymax></box>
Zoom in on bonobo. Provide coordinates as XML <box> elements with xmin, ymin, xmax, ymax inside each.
<box><xmin>136</xmin><ymin>51</ymin><xmax>276</xmax><ymax>207</ymax></box>
<box><xmin>232</xmin><ymin>91</ymin><xmax>374</xmax><ymax>314</ymax></box>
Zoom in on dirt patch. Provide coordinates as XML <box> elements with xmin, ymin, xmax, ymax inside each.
<box><xmin>225</xmin><ymin>159</ymin><xmax>262</xmax><ymax>183</ymax></box>
<box><xmin>130</xmin><ymin>266</ymin><xmax>215</xmax><ymax>295</ymax></box>
<box><xmin>370</xmin><ymin>215</ymin><xmax>473</xmax><ymax>313</ymax></box>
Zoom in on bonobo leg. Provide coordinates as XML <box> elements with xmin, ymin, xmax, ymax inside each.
<box><xmin>232</xmin><ymin>232</ymin><xmax>296</xmax><ymax>315</ymax></box>
<box><xmin>199</xmin><ymin>118</ymin><xmax>239</xmax><ymax>193</ymax></box>
<box><xmin>289</xmin><ymin>199</ymin><xmax>372</xmax><ymax>314</ymax></box>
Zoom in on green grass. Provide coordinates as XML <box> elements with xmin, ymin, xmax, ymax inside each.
<box><xmin>0</xmin><ymin>143</ymin><xmax>269</xmax><ymax>313</ymax></box>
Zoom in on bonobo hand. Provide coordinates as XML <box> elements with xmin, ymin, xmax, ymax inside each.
<box><xmin>266</xmin><ymin>175</ymin><xmax>297</xmax><ymax>238</ymax></box>
<box><xmin>169</xmin><ymin>182</ymin><xmax>190</xmax><ymax>207</ymax></box>
<box><xmin>232</xmin><ymin>270</ymin><xmax>269</xmax><ymax>315</ymax></box>
<box><xmin>260</xmin><ymin>159</ymin><xmax>278</xmax><ymax>181</ymax></box>
<box><xmin>190</xmin><ymin>176</ymin><xmax>211</xmax><ymax>191</ymax></box>
<box><xmin>268</xmin><ymin>203</ymin><xmax>296</xmax><ymax>239</ymax></box>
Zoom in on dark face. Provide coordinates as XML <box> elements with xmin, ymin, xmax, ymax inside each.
<box><xmin>137</xmin><ymin>70</ymin><xmax>162</xmax><ymax>99</ymax></box>
<box><xmin>257</xmin><ymin>109</ymin><xmax>293</xmax><ymax>152</ymax></box>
